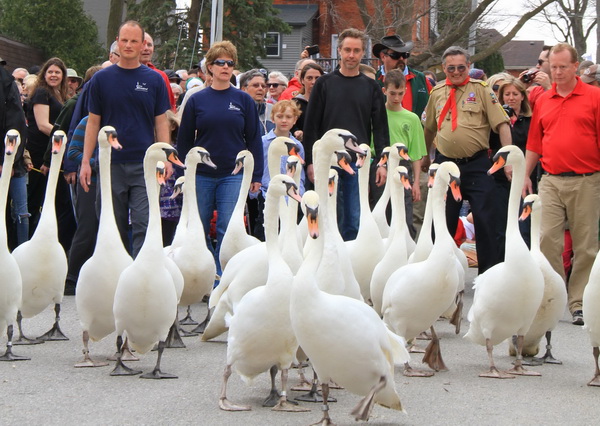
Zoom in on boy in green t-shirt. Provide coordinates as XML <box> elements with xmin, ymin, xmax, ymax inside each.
<box><xmin>383</xmin><ymin>69</ymin><xmax>428</xmax><ymax>237</ymax></box>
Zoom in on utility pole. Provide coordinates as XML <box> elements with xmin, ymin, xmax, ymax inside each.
<box><xmin>210</xmin><ymin>0</ymin><xmax>223</xmax><ymax>45</ymax></box>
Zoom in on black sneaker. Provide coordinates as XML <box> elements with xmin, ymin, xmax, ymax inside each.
<box><xmin>572</xmin><ymin>310</ymin><xmax>584</xmax><ymax>325</ymax></box>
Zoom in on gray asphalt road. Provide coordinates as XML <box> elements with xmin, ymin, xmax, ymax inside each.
<box><xmin>2</xmin><ymin>267</ymin><xmax>599</xmax><ymax>426</ymax></box>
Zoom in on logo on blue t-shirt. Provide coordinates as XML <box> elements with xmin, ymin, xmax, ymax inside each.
<box><xmin>228</xmin><ymin>102</ymin><xmax>240</xmax><ymax>111</ymax></box>
<box><xmin>135</xmin><ymin>81</ymin><xmax>149</xmax><ymax>92</ymax></box>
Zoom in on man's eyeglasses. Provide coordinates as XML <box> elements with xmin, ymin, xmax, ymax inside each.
<box><xmin>384</xmin><ymin>50</ymin><xmax>410</xmax><ymax>60</ymax></box>
<box><xmin>249</xmin><ymin>83</ymin><xmax>267</xmax><ymax>89</ymax></box>
<box><xmin>446</xmin><ymin>65</ymin><xmax>468</xmax><ymax>73</ymax></box>
<box><xmin>212</xmin><ymin>59</ymin><xmax>235</xmax><ymax>67</ymax></box>
<box><xmin>267</xmin><ymin>83</ymin><xmax>282</xmax><ymax>88</ymax></box>
<box><xmin>111</xmin><ymin>52</ymin><xmax>120</xmax><ymax>58</ymax></box>
<box><xmin>537</xmin><ymin>59</ymin><xmax>547</xmax><ymax>66</ymax></box>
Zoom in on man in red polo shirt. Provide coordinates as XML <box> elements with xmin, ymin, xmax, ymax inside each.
<box><xmin>524</xmin><ymin>43</ymin><xmax>600</xmax><ymax>326</ymax></box>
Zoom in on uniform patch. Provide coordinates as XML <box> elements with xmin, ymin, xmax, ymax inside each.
<box><xmin>490</xmin><ymin>91</ymin><xmax>499</xmax><ymax>104</ymax></box>
<box><xmin>466</xmin><ymin>92</ymin><xmax>476</xmax><ymax>103</ymax></box>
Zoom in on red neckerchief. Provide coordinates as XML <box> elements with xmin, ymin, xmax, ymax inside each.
<box><xmin>438</xmin><ymin>77</ymin><xmax>470</xmax><ymax>131</ymax></box>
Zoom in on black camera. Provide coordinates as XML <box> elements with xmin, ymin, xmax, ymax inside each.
<box><xmin>521</xmin><ymin>69</ymin><xmax>538</xmax><ymax>83</ymax></box>
<box><xmin>502</xmin><ymin>104</ymin><xmax>515</xmax><ymax>117</ymax></box>
<box><xmin>306</xmin><ymin>45</ymin><xmax>320</xmax><ymax>56</ymax></box>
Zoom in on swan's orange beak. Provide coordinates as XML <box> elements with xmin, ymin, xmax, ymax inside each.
<box><xmin>397</xmin><ymin>145</ymin><xmax>411</xmax><ymax>161</ymax></box>
<box><xmin>286</xmin><ymin>157</ymin><xmax>298</xmax><ymax>178</ymax></box>
<box><xmin>428</xmin><ymin>171</ymin><xmax>436</xmax><ymax>188</ymax></box>
<box><xmin>165</xmin><ymin>149</ymin><xmax>185</xmax><ymax>169</ymax></box>
<box><xmin>336</xmin><ymin>151</ymin><xmax>354</xmax><ymax>175</ymax></box>
<box><xmin>328</xmin><ymin>174</ymin><xmax>336</xmax><ymax>196</ymax></box>
<box><xmin>5</xmin><ymin>133</ymin><xmax>19</xmax><ymax>155</ymax></box>
<box><xmin>519</xmin><ymin>203</ymin><xmax>533</xmax><ymax>221</ymax></box>
<box><xmin>355</xmin><ymin>149</ymin><xmax>367</xmax><ymax>169</ymax></box>
<box><xmin>232</xmin><ymin>157</ymin><xmax>244</xmax><ymax>175</ymax></box>
<box><xmin>106</xmin><ymin>130</ymin><xmax>122</xmax><ymax>150</ymax></box>
<box><xmin>306</xmin><ymin>206</ymin><xmax>319</xmax><ymax>239</ymax></box>
<box><xmin>488</xmin><ymin>152</ymin><xmax>507</xmax><ymax>175</ymax></box>
<box><xmin>287</xmin><ymin>143</ymin><xmax>305</xmax><ymax>164</ymax></box>
<box><xmin>286</xmin><ymin>182</ymin><xmax>302</xmax><ymax>203</ymax></box>
<box><xmin>156</xmin><ymin>162</ymin><xmax>166</xmax><ymax>186</ymax></box>
<box><xmin>377</xmin><ymin>153</ymin><xmax>388</xmax><ymax>168</ymax></box>
<box><xmin>449</xmin><ymin>176</ymin><xmax>462</xmax><ymax>201</ymax></box>
<box><xmin>51</xmin><ymin>132</ymin><xmax>65</xmax><ymax>154</ymax></box>
<box><xmin>400</xmin><ymin>171</ymin><xmax>412</xmax><ymax>190</ymax></box>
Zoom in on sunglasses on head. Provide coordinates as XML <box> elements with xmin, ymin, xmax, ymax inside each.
<box><xmin>446</xmin><ymin>65</ymin><xmax>468</xmax><ymax>73</ymax></box>
<box><xmin>212</xmin><ymin>59</ymin><xmax>235</xmax><ymax>67</ymax></box>
<box><xmin>384</xmin><ymin>50</ymin><xmax>410</xmax><ymax>60</ymax></box>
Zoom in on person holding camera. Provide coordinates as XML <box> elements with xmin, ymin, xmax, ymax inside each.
<box><xmin>520</xmin><ymin>45</ymin><xmax>553</xmax><ymax>110</ymax></box>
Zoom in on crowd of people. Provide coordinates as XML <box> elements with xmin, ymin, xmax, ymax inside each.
<box><xmin>1</xmin><ymin>20</ymin><xmax>599</xmax><ymax>328</ymax></box>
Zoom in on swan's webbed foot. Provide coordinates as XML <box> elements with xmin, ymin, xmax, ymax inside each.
<box><xmin>272</xmin><ymin>395</ymin><xmax>308</xmax><ymax>412</ymax></box>
<box><xmin>403</xmin><ymin>362</ymin><xmax>434</xmax><ymax>377</ymax></box>
<box><xmin>191</xmin><ymin>308</ymin><xmax>211</xmax><ymax>334</ymax></box>
<box><xmin>163</xmin><ymin>321</ymin><xmax>186</xmax><ymax>348</ymax></box>
<box><xmin>75</xmin><ymin>349</ymin><xmax>108</xmax><ymax>368</ymax></box>
<box><xmin>479</xmin><ymin>367</ymin><xmax>515</xmax><ymax>379</ymax></box>
<box><xmin>0</xmin><ymin>345</ymin><xmax>30</xmax><ymax>361</ymax></box>
<box><xmin>421</xmin><ymin>327</ymin><xmax>448</xmax><ymax>372</ymax></box>
<box><xmin>140</xmin><ymin>368</ymin><xmax>178</xmax><ymax>379</ymax></box>
<box><xmin>507</xmin><ymin>364</ymin><xmax>541</xmax><ymax>376</ymax></box>
<box><xmin>36</xmin><ymin>323</ymin><xmax>69</xmax><ymax>341</ymax></box>
<box><xmin>262</xmin><ymin>388</ymin><xmax>281</xmax><ymax>407</ymax></box>
<box><xmin>110</xmin><ymin>357</ymin><xmax>142</xmax><ymax>376</ymax></box>
<box><xmin>219</xmin><ymin>397</ymin><xmax>251</xmax><ymax>411</ymax></box>
<box><xmin>294</xmin><ymin>382</ymin><xmax>337</xmax><ymax>403</ymax></box>
<box><xmin>179</xmin><ymin>305</ymin><xmax>198</xmax><ymax>325</ymax></box>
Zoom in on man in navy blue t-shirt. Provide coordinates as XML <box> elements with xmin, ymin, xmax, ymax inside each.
<box><xmin>79</xmin><ymin>20</ymin><xmax>170</xmax><ymax>256</ymax></box>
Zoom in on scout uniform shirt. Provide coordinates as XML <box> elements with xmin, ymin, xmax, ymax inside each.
<box><xmin>424</xmin><ymin>79</ymin><xmax>510</xmax><ymax>158</ymax></box>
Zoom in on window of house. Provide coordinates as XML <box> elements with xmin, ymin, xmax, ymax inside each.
<box><xmin>265</xmin><ymin>32</ymin><xmax>281</xmax><ymax>57</ymax></box>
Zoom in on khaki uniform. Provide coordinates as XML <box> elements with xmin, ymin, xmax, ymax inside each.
<box><xmin>424</xmin><ymin>79</ymin><xmax>509</xmax><ymax>158</ymax></box>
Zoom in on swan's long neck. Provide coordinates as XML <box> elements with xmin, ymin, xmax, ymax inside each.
<box><xmin>389</xmin><ymin>176</ymin><xmax>407</xmax><ymax>236</ymax></box>
<box><xmin>358</xmin><ymin>151</ymin><xmax>371</xmax><ymax>215</ymax></box>
<box><xmin>419</xmin><ymin>189</ymin><xmax>434</xmax><ymax>244</ymax></box>
<box><xmin>0</xmin><ymin>151</ymin><xmax>16</xmax><ymax>247</ymax></box>
<box><xmin>313</xmin><ymin>146</ymin><xmax>333</xmax><ymax>219</ymax></box>
<box><xmin>232</xmin><ymin>155</ymin><xmax>253</xmax><ymax>221</ymax></box>
<box><xmin>505</xmin><ymin>155</ymin><xmax>527</xmax><ymax>256</ymax></box>
<box><xmin>264</xmin><ymin>189</ymin><xmax>285</xmax><ymax>272</ymax></box>
<box><xmin>140</xmin><ymin>151</ymin><xmax>165</xmax><ymax>254</ymax></box>
<box><xmin>185</xmin><ymin>159</ymin><xmax>205</xmax><ymax>236</ymax></box>
<box><xmin>96</xmin><ymin>143</ymin><xmax>121</xmax><ymax>245</ymax></box>
<box><xmin>530</xmin><ymin>206</ymin><xmax>541</xmax><ymax>253</ymax></box>
<box><xmin>430</xmin><ymin>179</ymin><xmax>454</xmax><ymax>250</ymax></box>
<box><xmin>36</xmin><ymin>146</ymin><xmax>65</xmax><ymax>236</ymax></box>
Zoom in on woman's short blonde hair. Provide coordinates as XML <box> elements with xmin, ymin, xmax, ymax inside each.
<box><xmin>205</xmin><ymin>41</ymin><xmax>238</xmax><ymax>76</ymax></box>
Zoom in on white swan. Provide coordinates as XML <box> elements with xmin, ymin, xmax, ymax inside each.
<box><xmin>372</xmin><ymin>146</ymin><xmax>392</xmax><ymax>238</ymax></box>
<box><xmin>370</xmin><ymin>166</ymin><xmax>411</xmax><ymax>315</ymax></box>
<box><xmin>74</xmin><ymin>126</ymin><xmax>133</xmax><ymax>367</ymax></box>
<box><xmin>218</xmin><ymin>150</ymin><xmax>259</xmax><ymax>270</ymax></box>
<box><xmin>346</xmin><ymin>144</ymin><xmax>385</xmax><ymax>301</ymax></box>
<box><xmin>202</xmin><ymin>130</ymin><xmax>361</xmax><ymax>340</ymax></box>
<box><xmin>382</xmin><ymin>161</ymin><xmax>462</xmax><ymax>376</ymax></box>
<box><xmin>464</xmin><ymin>145</ymin><xmax>544</xmax><ymax>378</ymax></box>
<box><xmin>583</xmin><ymin>246</ymin><xmax>600</xmax><ymax>386</ymax></box>
<box><xmin>111</xmin><ymin>142</ymin><xmax>185</xmax><ymax>379</ymax></box>
<box><xmin>169</xmin><ymin>147</ymin><xmax>217</xmax><ymax>308</ymax></box>
<box><xmin>13</xmin><ymin>131</ymin><xmax>68</xmax><ymax>343</ymax></box>
<box><xmin>219</xmin><ymin>174</ymin><xmax>307</xmax><ymax>412</ymax></box>
<box><xmin>291</xmin><ymin>190</ymin><xmax>409</xmax><ymax>424</ymax></box>
<box><xmin>408</xmin><ymin>163</ymin><xmax>439</xmax><ymax>263</ymax></box>
<box><xmin>0</xmin><ymin>130</ymin><xmax>28</xmax><ymax>361</ymax></box>
<box><xmin>509</xmin><ymin>194</ymin><xmax>567</xmax><ymax>363</ymax></box>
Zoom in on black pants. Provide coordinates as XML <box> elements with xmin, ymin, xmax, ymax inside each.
<box><xmin>436</xmin><ymin>151</ymin><xmax>500</xmax><ymax>274</ymax></box>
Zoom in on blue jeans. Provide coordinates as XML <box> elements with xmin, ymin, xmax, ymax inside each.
<box><xmin>335</xmin><ymin>163</ymin><xmax>360</xmax><ymax>241</ymax></box>
<box><xmin>196</xmin><ymin>173</ymin><xmax>242</xmax><ymax>276</ymax></box>
<box><xmin>9</xmin><ymin>175</ymin><xmax>29</xmax><ymax>246</ymax></box>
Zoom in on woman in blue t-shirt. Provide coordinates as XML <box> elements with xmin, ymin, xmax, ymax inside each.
<box><xmin>177</xmin><ymin>41</ymin><xmax>263</xmax><ymax>277</ymax></box>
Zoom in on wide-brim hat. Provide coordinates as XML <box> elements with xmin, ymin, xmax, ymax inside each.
<box><xmin>66</xmin><ymin>68</ymin><xmax>83</xmax><ymax>82</ymax></box>
<box><xmin>372</xmin><ymin>35</ymin><xmax>414</xmax><ymax>58</ymax></box>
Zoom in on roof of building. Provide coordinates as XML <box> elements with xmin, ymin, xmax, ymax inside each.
<box><xmin>273</xmin><ymin>4</ymin><xmax>318</xmax><ymax>26</ymax></box>
<box><xmin>501</xmin><ymin>39</ymin><xmax>545</xmax><ymax>69</ymax></box>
